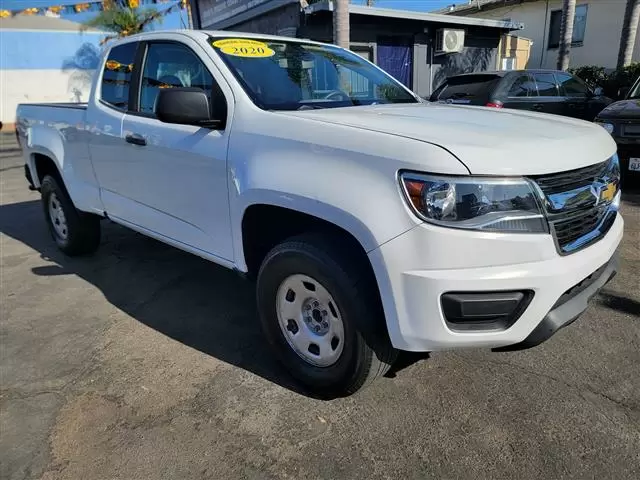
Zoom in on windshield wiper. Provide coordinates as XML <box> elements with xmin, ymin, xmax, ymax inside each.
<box><xmin>297</xmin><ymin>104</ymin><xmax>328</xmax><ymax>110</ymax></box>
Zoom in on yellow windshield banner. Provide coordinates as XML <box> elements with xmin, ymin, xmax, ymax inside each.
<box><xmin>212</xmin><ymin>39</ymin><xmax>275</xmax><ymax>58</ymax></box>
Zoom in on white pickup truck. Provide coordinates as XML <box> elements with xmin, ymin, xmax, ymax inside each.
<box><xmin>17</xmin><ymin>30</ymin><xmax>623</xmax><ymax>396</ymax></box>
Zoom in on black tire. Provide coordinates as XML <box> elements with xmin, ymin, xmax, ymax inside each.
<box><xmin>256</xmin><ymin>233</ymin><xmax>396</xmax><ymax>397</ymax></box>
<box><xmin>41</xmin><ymin>175</ymin><xmax>101</xmax><ymax>256</ymax></box>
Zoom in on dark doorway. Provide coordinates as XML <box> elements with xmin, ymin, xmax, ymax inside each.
<box><xmin>377</xmin><ymin>37</ymin><xmax>413</xmax><ymax>88</ymax></box>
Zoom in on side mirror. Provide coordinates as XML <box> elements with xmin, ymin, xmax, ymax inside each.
<box><xmin>618</xmin><ymin>86</ymin><xmax>630</xmax><ymax>99</ymax></box>
<box><xmin>156</xmin><ymin>88</ymin><xmax>221</xmax><ymax>128</ymax></box>
<box><xmin>592</xmin><ymin>86</ymin><xmax>604</xmax><ymax>97</ymax></box>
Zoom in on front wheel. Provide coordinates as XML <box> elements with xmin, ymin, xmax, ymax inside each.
<box><xmin>257</xmin><ymin>234</ymin><xmax>396</xmax><ymax>397</ymax></box>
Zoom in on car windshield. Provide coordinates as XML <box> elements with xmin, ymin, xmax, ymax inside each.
<box><xmin>209</xmin><ymin>37</ymin><xmax>418</xmax><ymax>110</ymax></box>
<box><xmin>627</xmin><ymin>78</ymin><xmax>640</xmax><ymax>99</ymax></box>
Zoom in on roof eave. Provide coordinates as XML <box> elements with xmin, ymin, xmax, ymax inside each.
<box><xmin>304</xmin><ymin>1</ymin><xmax>523</xmax><ymax>30</ymax></box>
<box><xmin>434</xmin><ymin>0</ymin><xmax>542</xmax><ymax>17</ymax></box>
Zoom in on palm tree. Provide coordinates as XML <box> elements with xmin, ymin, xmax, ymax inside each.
<box><xmin>617</xmin><ymin>0</ymin><xmax>640</xmax><ymax>67</ymax></box>
<box><xmin>82</xmin><ymin>0</ymin><xmax>169</xmax><ymax>44</ymax></box>
<box><xmin>334</xmin><ymin>0</ymin><xmax>350</xmax><ymax>48</ymax></box>
<box><xmin>557</xmin><ymin>0</ymin><xmax>576</xmax><ymax>71</ymax></box>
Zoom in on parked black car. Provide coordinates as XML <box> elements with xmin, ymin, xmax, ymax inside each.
<box><xmin>595</xmin><ymin>76</ymin><xmax>640</xmax><ymax>187</ymax></box>
<box><xmin>430</xmin><ymin>70</ymin><xmax>612</xmax><ymax>121</ymax></box>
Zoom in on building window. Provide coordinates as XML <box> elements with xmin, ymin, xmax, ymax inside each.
<box><xmin>548</xmin><ymin>4</ymin><xmax>588</xmax><ymax>49</ymax></box>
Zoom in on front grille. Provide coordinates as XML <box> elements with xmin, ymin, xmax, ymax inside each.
<box><xmin>552</xmin><ymin>207</ymin><xmax>616</xmax><ymax>253</ymax></box>
<box><xmin>532</xmin><ymin>161</ymin><xmax>608</xmax><ymax>195</ymax></box>
<box><xmin>622</xmin><ymin>122</ymin><xmax>640</xmax><ymax>138</ymax></box>
<box><xmin>530</xmin><ymin>159</ymin><xmax>619</xmax><ymax>255</ymax></box>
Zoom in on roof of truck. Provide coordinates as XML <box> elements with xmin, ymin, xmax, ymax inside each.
<box><xmin>108</xmin><ymin>29</ymin><xmax>333</xmax><ymax>48</ymax></box>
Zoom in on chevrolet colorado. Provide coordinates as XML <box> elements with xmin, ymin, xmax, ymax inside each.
<box><xmin>17</xmin><ymin>31</ymin><xmax>623</xmax><ymax>396</ymax></box>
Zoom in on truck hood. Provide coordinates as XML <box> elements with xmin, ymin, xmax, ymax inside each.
<box><xmin>285</xmin><ymin>103</ymin><xmax>616</xmax><ymax>175</ymax></box>
<box><xmin>596</xmin><ymin>98</ymin><xmax>640</xmax><ymax>120</ymax></box>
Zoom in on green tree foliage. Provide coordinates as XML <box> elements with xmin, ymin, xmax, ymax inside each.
<box><xmin>570</xmin><ymin>63</ymin><xmax>640</xmax><ymax>99</ymax></box>
<box><xmin>82</xmin><ymin>0</ymin><xmax>169</xmax><ymax>44</ymax></box>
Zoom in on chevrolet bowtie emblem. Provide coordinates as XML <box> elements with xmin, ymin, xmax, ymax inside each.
<box><xmin>600</xmin><ymin>182</ymin><xmax>617</xmax><ymax>203</ymax></box>
<box><xmin>591</xmin><ymin>182</ymin><xmax>616</xmax><ymax>206</ymax></box>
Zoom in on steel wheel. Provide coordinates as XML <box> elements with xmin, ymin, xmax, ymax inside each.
<box><xmin>276</xmin><ymin>274</ymin><xmax>345</xmax><ymax>367</ymax></box>
<box><xmin>48</xmin><ymin>192</ymin><xmax>68</xmax><ymax>240</ymax></box>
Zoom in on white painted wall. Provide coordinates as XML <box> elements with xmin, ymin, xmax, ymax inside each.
<box><xmin>1</xmin><ymin>68</ymin><xmax>95</xmax><ymax>124</ymax></box>
<box><xmin>462</xmin><ymin>0</ymin><xmax>640</xmax><ymax>69</ymax></box>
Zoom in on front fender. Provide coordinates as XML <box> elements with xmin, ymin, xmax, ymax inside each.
<box><xmin>228</xmin><ymin>138</ymin><xmax>425</xmax><ymax>271</ymax></box>
<box><xmin>235</xmin><ymin>189</ymin><xmax>380</xmax><ymax>267</ymax></box>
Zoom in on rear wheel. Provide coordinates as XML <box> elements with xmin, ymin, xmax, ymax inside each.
<box><xmin>41</xmin><ymin>175</ymin><xmax>101</xmax><ymax>256</ymax></box>
<box><xmin>257</xmin><ymin>233</ymin><xmax>396</xmax><ymax>397</ymax></box>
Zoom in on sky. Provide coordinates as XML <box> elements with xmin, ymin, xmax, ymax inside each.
<box><xmin>1</xmin><ymin>1</ymin><xmax>458</xmax><ymax>30</ymax></box>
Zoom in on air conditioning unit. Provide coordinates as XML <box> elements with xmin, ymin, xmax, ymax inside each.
<box><xmin>435</xmin><ymin>29</ymin><xmax>465</xmax><ymax>55</ymax></box>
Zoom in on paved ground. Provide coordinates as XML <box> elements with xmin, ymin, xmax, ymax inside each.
<box><xmin>1</xmin><ymin>134</ymin><xmax>639</xmax><ymax>480</ymax></box>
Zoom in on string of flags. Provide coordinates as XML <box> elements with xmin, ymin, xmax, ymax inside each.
<box><xmin>0</xmin><ymin>0</ymin><xmax>188</xmax><ymax>19</ymax></box>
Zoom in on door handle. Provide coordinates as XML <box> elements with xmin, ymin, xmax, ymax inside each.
<box><xmin>125</xmin><ymin>133</ymin><xmax>146</xmax><ymax>146</ymax></box>
<box><xmin>532</xmin><ymin>103</ymin><xmax>544</xmax><ymax>111</ymax></box>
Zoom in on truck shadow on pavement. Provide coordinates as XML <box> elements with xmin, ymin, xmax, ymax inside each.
<box><xmin>0</xmin><ymin>199</ymin><xmax>422</xmax><ymax>398</ymax></box>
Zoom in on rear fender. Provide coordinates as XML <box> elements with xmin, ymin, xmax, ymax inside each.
<box><xmin>26</xmin><ymin>124</ymin><xmax>65</xmax><ymax>189</ymax></box>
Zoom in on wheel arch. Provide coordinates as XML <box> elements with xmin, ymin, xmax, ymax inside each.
<box><xmin>238</xmin><ymin>197</ymin><xmax>380</xmax><ymax>276</ymax></box>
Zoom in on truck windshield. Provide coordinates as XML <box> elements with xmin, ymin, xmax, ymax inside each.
<box><xmin>209</xmin><ymin>37</ymin><xmax>418</xmax><ymax>111</ymax></box>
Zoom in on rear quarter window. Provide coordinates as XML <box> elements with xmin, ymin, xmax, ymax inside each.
<box><xmin>431</xmin><ymin>75</ymin><xmax>501</xmax><ymax>103</ymax></box>
<box><xmin>100</xmin><ymin>42</ymin><xmax>138</xmax><ymax>110</ymax></box>
<box><xmin>506</xmin><ymin>74</ymin><xmax>538</xmax><ymax>97</ymax></box>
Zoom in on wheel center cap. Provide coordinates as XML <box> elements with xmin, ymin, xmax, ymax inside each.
<box><xmin>302</xmin><ymin>298</ymin><xmax>330</xmax><ymax>335</ymax></box>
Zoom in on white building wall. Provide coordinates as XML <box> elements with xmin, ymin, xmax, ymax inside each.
<box><xmin>463</xmin><ymin>0</ymin><xmax>640</xmax><ymax>69</ymax></box>
<box><xmin>0</xmin><ymin>69</ymin><xmax>94</xmax><ymax>125</ymax></box>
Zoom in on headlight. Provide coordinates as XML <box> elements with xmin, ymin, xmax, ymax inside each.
<box><xmin>595</xmin><ymin>120</ymin><xmax>615</xmax><ymax>134</ymax></box>
<box><xmin>400</xmin><ymin>173</ymin><xmax>548</xmax><ymax>233</ymax></box>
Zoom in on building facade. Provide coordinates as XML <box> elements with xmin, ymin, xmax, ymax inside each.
<box><xmin>0</xmin><ymin>15</ymin><xmax>104</xmax><ymax>128</ymax></box>
<box><xmin>438</xmin><ymin>0</ymin><xmax>640</xmax><ymax>69</ymax></box>
<box><xmin>191</xmin><ymin>0</ymin><xmax>521</xmax><ymax>96</ymax></box>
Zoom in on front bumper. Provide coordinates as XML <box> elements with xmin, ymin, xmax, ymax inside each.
<box><xmin>493</xmin><ymin>253</ymin><xmax>617</xmax><ymax>351</ymax></box>
<box><xmin>368</xmin><ymin>214</ymin><xmax>624</xmax><ymax>352</ymax></box>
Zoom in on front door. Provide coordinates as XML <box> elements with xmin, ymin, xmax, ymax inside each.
<box><xmin>109</xmin><ymin>40</ymin><xmax>233</xmax><ymax>261</ymax></box>
<box><xmin>555</xmin><ymin>72</ymin><xmax>596</xmax><ymax>120</ymax></box>
<box><xmin>377</xmin><ymin>37</ymin><xmax>413</xmax><ymax>89</ymax></box>
<box><xmin>531</xmin><ymin>72</ymin><xmax>565</xmax><ymax>117</ymax></box>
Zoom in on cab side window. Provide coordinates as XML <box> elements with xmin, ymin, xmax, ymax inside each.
<box><xmin>139</xmin><ymin>42</ymin><xmax>227</xmax><ymax>121</ymax></box>
<box><xmin>101</xmin><ymin>42</ymin><xmax>138</xmax><ymax>110</ymax></box>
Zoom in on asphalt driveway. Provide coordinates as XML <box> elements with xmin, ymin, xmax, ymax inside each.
<box><xmin>1</xmin><ymin>135</ymin><xmax>639</xmax><ymax>479</ymax></box>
